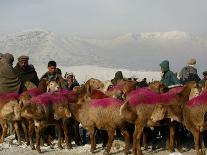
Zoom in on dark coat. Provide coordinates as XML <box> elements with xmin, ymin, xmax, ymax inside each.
<box><xmin>179</xmin><ymin>65</ymin><xmax>200</xmax><ymax>84</ymax></box>
<box><xmin>0</xmin><ymin>54</ymin><xmax>21</xmax><ymax>93</ymax></box>
<box><xmin>14</xmin><ymin>63</ymin><xmax>39</xmax><ymax>86</ymax></box>
<box><xmin>38</xmin><ymin>72</ymin><xmax>66</xmax><ymax>92</ymax></box>
<box><xmin>67</xmin><ymin>81</ymin><xmax>80</xmax><ymax>90</ymax></box>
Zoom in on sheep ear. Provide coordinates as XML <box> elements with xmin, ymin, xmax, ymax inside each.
<box><xmin>151</xmin><ymin>105</ymin><xmax>166</xmax><ymax>122</ymax></box>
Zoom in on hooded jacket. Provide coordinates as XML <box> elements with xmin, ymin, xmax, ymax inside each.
<box><xmin>160</xmin><ymin>60</ymin><xmax>180</xmax><ymax>87</ymax></box>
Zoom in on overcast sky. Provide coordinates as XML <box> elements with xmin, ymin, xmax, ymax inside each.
<box><xmin>0</xmin><ymin>0</ymin><xmax>207</xmax><ymax>38</ymax></box>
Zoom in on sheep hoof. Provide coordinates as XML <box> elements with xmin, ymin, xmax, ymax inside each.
<box><xmin>36</xmin><ymin>147</ymin><xmax>41</xmax><ymax>153</ymax></box>
<box><xmin>103</xmin><ymin>150</ymin><xmax>110</xmax><ymax>155</ymax></box>
<box><xmin>90</xmin><ymin>149</ymin><xmax>95</xmax><ymax>153</ymax></box>
<box><xmin>66</xmin><ymin>144</ymin><xmax>72</xmax><ymax>150</ymax></box>
<box><xmin>124</xmin><ymin>150</ymin><xmax>131</xmax><ymax>154</ymax></box>
<box><xmin>58</xmin><ymin>145</ymin><xmax>63</xmax><ymax>150</ymax></box>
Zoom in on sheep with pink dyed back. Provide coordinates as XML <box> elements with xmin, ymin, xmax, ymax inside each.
<box><xmin>69</xmin><ymin>95</ymin><xmax>130</xmax><ymax>155</ymax></box>
<box><xmin>183</xmin><ymin>91</ymin><xmax>207</xmax><ymax>155</ymax></box>
<box><xmin>21</xmin><ymin>91</ymin><xmax>72</xmax><ymax>153</ymax></box>
<box><xmin>120</xmin><ymin>81</ymin><xmax>198</xmax><ymax>155</ymax></box>
<box><xmin>0</xmin><ymin>93</ymin><xmax>21</xmax><ymax>144</ymax></box>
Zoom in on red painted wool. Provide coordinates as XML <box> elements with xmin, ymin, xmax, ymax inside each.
<box><xmin>91</xmin><ymin>90</ymin><xmax>108</xmax><ymax>99</ymax></box>
<box><xmin>30</xmin><ymin>93</ymin><xmax>67</xmax><ymax>105</ymax></box>
<box><xmin>53</xmin><ymin>89</ymin><xmax>78</xmax><ymax>102</ymax></box>
<box><xmin>168</xmin><ymin>87</ymin><xmax>183</xmax><ymax>94</ymax></box>
<box><xmin>128</xmin><ymin>87</ymin><xmax>177</xmax><ymax>106</ymax></box>
<box><xmin>0</xmin><ymin>93</ymin><xmax>19</xmax><ymax>102</ymax></box>
<box><xmin>90</xmin><ymin>97</ymin><xmax>123</xmax><ymax>107</ymax></box>
<box><xmin>20</xmin><ymin>88</ymin><xmax>43</xmax><ymax>97</ymax></box>
<box><xmin>187</xmin><ymin>91</ymin><xmax>207</xmax><ymax>107</ymax></box>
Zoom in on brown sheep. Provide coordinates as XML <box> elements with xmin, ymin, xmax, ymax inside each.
<box><xmin>21</xmin><ymin>92</ymin><xmax>71</xmax><ymax>153</ymax></box>
<box><xmin>120</xmin><ymin>81</ymin><xmax>198</xmax><ymax>155</ymax></box>
<box><xmin>183</xmin><ymin>90</ymin><xmax>207</xmax><ymax>155</ymax></box>
<box><xmin>69</xmin><ymin>97</ymin><xmax>130</xmax><ymax>155</ymax></box>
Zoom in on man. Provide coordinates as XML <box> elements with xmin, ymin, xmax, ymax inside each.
<box><xmin>160</xmin><ymin>60</ymin><xmax>180</xmax><ymax>87</ymax></box>
<box><xmin>0</xmin><ymin>53</ymin><xmax>21</xmax><ymax>93</ymax></box>
<box><xmin>199</xmin><ymin>71</ymin><xmax>207</xmax><ymax>87</ymax></box>
<box><xmin>179</xmin><ymin>58</ymin><xmax>200</xmax><ymax>84</ymax></box>
<box><xmin>14</xmin><ymin>55</ymin><xmax>39</xmax><ymax>86</ymax></box>
<box><xmin>111</xmin><ymin>71</ymin><xmax>124</xmax><ymax>85</ymax></box>
<box><xmin>38</xmin><ymin>61</ymin><xmax>66</xmax><ymax>92</ymax></box>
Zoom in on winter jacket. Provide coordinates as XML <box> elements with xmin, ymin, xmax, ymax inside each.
<box><xmin>160</xmin><ymin>60</ymin><xmax>180</xmax><ymax>87</ymax></box>
<box><xmin>14</xmin><ymin>63</ymin><xmax>39</xmax><ymax>86</ymax></box>
<box><xmin>0</xmin><ymin>53</ymin><xmax>21</xmax><ymax>93</ymax></box>
<box><xmin>38</xmin><ymin>72</ymin><xmax>66</xmax><ymax>92</ymax></box>
<box><xmin>67</xmin><ymin>81</ymin><xmax>80</xmax><ymax>91</ymax></box>
<box><xmin>179</xmin><ymin>65</ymin><xmax>200</xmax><ymax>84</ymax></box>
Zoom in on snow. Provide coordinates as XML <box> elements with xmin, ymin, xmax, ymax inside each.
<box><xmin>0</xmin><ymin>134</ymin><xmax>197</xmax><ymax>155</ymax></box>
<box><xmin>35</xmin><ymin>65</ymin><xmax>161</xmax><ymax>84</ymax></box>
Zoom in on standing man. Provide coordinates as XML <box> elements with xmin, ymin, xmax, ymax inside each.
<box><xmin>111</xmin><ymin>71</ymin><xmax>124</xmax><ymax>85</ymax></box>
<box><xmin>0</xmin><ymin>53</ymin><xmax>21</xmax><ymax>93</ymax></box>
<box><xmin>179</xmin><ymin>58</ymin><xmax>200</xmax><ymax>84</ymax></box>
<box><xmin>160</xmin><ymin>60</ymin><xmax>180</xmax><ymax>87</ymax></box>
<box><xmin>14</xmin><ymin>55</ymin><xmax>39</xmax><ymax>86</ymax></box>
<box><xmin>38</xmin><ymin>61</ymin><xmax>66</xmax><ymax>92</ymax></box>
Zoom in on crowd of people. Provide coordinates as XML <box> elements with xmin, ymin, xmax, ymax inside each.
<box><xmin>0</xmin><ymin>52</ymin><xmax>206</xmax><ymax>94</ymax></box>
<box><xmin>0</xmin><ymin>53</ymin><xmax>80</xmax><ymax>94</ymax></box>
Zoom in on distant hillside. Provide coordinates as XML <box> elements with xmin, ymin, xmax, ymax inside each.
<box><xmin>0</xmin><ymin>29</ymin><xmax>206</xmax><ymax>73</ymax></box>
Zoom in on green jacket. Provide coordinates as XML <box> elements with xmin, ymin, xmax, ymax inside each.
<box><xmin>160</xmin><ymin>60</ymin><xmax>180</xmax><ymax>87</ymax></box>
<box><xmin>14</xmin><ymin>64</ymin><xmax>39</xmax><ymax>86</ymax></box>
<box><xmin>160</xmin><ymin>70</ymin><xmax>181</xmax><ymax>87</ymax></box>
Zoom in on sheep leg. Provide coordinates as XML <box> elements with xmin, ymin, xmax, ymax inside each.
<box><xmin>0</xmin><ymin>120</ymin><xmax>7</xmax><ymax>143</ymax></box>
<box><xmin>169</xmin><ymin>123</ymin><xmax>175</xmax><ymax>152</ymax></box>
<box><xmin>142</xmin><ymin>128</ymin><xmax>147</xmax><ymax>149</ymax></box>
<box><xmin>200</xmin><ymin>132</ymin><xmax>205</xmax><ymax>155</ymax></box>
<box><xmin>35</xmin><ymin>121</ymin><xmax>42</xmax><ymax>153</ymax></box>
<box><xmin>63</xmin><ymin>119</ymin><xmax>72</xmax><ymax>149</ymax></box>
<box><xmin>89</xmin><ymin>127</ymin><xmax>96</xmax><ymax>153</ymax></box>
<box><xmin>104</xmin><ymin>129</ymin><xmax>115</xmax><ymax>155</ymax></box>
<box><xmin>13</xmin><ymin>121</ymin><xmax>21</xmax><ymax>145</ymax></box>
<box><xmin>57</xmin><ymin>122</ymin><xmax>63</xmax><ymax>149</ymax></box>
<box><xmin>120</xmin><ymin>128</ymin><xmax>130</xmax><ymax>154</ymax></box>
<box><xmin>21</xmin><ymin>121</ymin><xmax>29</xmax><ymax>145</ymax></box>
<box><xmin>28</xmin><ymin>120</ymin><xmax>35</xmax><ymax>150</ymax></box>
<box><xmin>192</xmin><ymin>130</ymin><xmax>201</xmax><ymax>155</ymax></box>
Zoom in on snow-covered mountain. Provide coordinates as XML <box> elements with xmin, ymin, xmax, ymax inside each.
<box><xmin>0</xmin><ymin>29</ymin><xmax>206</xmax><ymax>73</ymax></box>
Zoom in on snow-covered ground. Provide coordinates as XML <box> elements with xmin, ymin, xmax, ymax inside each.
<box><xmin>0</xmin><ymin>135</ymin><xmax>197</xmax><ymax>155</ymax></box>
<box><xmin>35</xmin><ymin>65</ymin><xmax>161</xmax><ymax>83</ymax></box>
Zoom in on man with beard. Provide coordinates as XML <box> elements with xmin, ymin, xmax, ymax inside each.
<box><xmin>14</xmin><ymin>55</ymin><xmax>39</xmax><ymax>86</ymax></box>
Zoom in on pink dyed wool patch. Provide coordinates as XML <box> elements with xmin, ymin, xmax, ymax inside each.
<box><xmin>31</xmin><ymin>92</ymin><xmax>67</xmax><ymax>105</ymax></box>
<box><xmin>128</xmin><ymin>87</ymin><xmax>177</xmax><ymax>106</ymax></box>
<box><xmin>90</xmin><ymin>97</ymin><xmax>123</xmax><ymax>107</ymax></box>
<box><xmin>0</xmin><ymin>93</ymin><xmax>19</xmax><ymax>102</ymax></box>
<box><xmin>21</xmin><ymin>88</ymin><xmax>43</xmax><ymax>97</ymax></box>
<box><xmin>187</xmin><ymin>91</ymin><xmax>207</xmax><ymax>107</ymax></box>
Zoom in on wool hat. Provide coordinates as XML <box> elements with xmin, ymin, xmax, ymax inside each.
<box><xmin>18</xmin><ymin>55</ymin><xmax>29</xmax><ymax>62</ymax></box>
<box><xmin>187</xmin><ymin>58</ymin><xmax>196</xmax><ymax>65</ymax></box>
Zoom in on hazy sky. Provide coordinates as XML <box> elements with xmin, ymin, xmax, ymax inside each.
<box><xmin>0</xmin><ymin>0</ymin><xmax>207</xmax><ymax>38</ymax></box>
